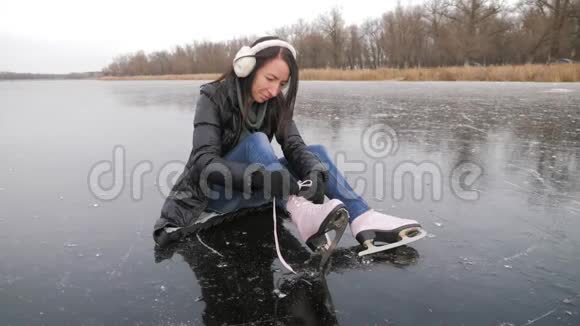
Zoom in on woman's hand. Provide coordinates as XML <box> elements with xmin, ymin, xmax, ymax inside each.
<box><xmin>251</xmin><ymin>167</ymin><xmax>326</xmax><ymax>203</ymax></box>
<box><xmin>251</xmin><ymin>167</ymin><xmax>300</xmax><ymax>198</ymax></box>
<box><xmin>300</xmin><ymin>171</ymin><xmax>326</xmax><ymax>204</ymax></box>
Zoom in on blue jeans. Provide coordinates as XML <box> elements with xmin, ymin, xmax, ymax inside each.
<box><xmin>206</xmin><ymin>132</ymin><xmax>370</xmax><ymax>222</ymax></box>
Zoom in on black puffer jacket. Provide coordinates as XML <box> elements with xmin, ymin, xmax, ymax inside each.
<box><xmin>153</xmin><ymin>76</ymin><xmax>329</xmax><ymax>240</ymax></box>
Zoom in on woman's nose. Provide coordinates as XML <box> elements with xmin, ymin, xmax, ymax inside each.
<box><xmin>268</xmin><ymin>85</ymin><xmax>279</xmax><ymax>97</ymax></box>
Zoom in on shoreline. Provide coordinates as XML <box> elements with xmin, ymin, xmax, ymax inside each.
<box><xmin>98</xmin><ymin>63</ymin><xmax>580</xmax><ymax>82</ymax></box>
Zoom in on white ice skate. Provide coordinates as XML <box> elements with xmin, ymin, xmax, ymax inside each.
<box><xmin>350</xmin><ymin>209</ymin><xmax>427</xmax><ymax>256</ymax></box>
<box><xmin>273</xmin><ymin>180</ymin><xmax>349</xmax><ymax>273</ymax></box>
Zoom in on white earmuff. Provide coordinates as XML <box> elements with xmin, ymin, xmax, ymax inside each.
<box><xmin>233</xmin><ymin>46</ymin><xmax>256</xmax><ymax>78</ymax></box>
<box><xmin>232</xmin><ymin>40</ymin><xmax>297</xmax><ymax>78</ymax></box>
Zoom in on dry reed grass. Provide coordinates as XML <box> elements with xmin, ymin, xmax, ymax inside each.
<box><xmin>300</xmin><ymin>64</ymin><xmax>580</xmax><ymax>82</ymax></box>
<box><xmin>99</xmin><ymin>73</ymin><xmax>220</xmax><ymax>81</ymax></box>
<box><xmin>99</xmin><ymin>63</ymin><xmax>580</xmax><ymax>82</ymax></box>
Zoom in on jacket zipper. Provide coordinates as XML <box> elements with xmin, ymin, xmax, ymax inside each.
<box><xmin>233</xmin><ymin>107</ymin><xmax>242</xmax><ymax>147</ymax></box>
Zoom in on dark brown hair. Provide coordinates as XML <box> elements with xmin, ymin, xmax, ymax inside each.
<box><xmin>214</xmin><ymin>36</ymin><xmax>299</xmax><ymax>140</ymax></box>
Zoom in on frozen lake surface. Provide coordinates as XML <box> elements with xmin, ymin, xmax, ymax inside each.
<box><xmin>1</xmin><ymin>80</ymin><xmax>579</xmax><ymax>325</ymax></box>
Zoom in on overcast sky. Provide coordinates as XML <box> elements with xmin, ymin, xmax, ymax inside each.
<box><xmin>0</xmin><ymin>0</ymin><xmax>425</xmax><ymax>74</ymax></box>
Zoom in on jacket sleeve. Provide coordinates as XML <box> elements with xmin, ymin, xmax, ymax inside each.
<box><xmin>276</xmin><ymin>119</ymin><xmax>329</xmax><ymax>182</ymax></box>
<box><xmin>190</xmin><ymin>93</ymin><xmax>257</xmax><ymax>192</ymax></box>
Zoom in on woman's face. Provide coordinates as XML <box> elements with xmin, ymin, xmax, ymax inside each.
<box><xmin>251</xmin><ymin>57</ymin><xmax>290</xmax><ymax>103</ymax></box>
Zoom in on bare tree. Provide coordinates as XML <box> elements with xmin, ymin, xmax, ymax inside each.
<box><xmin>317</xmin><ymin>7</ymin><xmax>346</xmax><ymax>68</ymax></box>
<box><xmin>525</xmin><ymin>0</ymin><xmax>574</xmax><ymax>60</ymax></box>
<box><xmin>361</xmin><ymin>18</ymin><xmax>384</xmax><ymax>68</ymax></box>
<box><xmin>424</xmin><ymin>0</ymin><xmax>457</xmax><ymax>65</ymax></box>
<box><xmin>101</xmin><ymin>0</ymin><xmax>580</xmax><ymax>76</ymax></box>
<box><xmin>148</xmin><ymin>51</ymin><xmax>171</xmax><ymax>75</ymax></box>
<box><xmin>345</xmin><ymin>24</ymin><xmax>364</xmax><ymax>69</ymax></box>
<box><xmin>441</xmin><ymin>0</ymin><xmax>504</xmax><ymax>65</ymax></box>
<box><xmin>382</xmin><ymin>4</ymin><xmax>428</xmax><ymax>68</ymax></box>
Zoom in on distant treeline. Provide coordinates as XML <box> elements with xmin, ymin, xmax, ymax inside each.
<box><xmin>0</xmin><ymin>71</ymin><xmax>102</xmax><ymax>80</ymax></box>
<box><xmin>103</xmin><ymin>0</ymin><xmax>580</xmax><ymax>76</ymax></box>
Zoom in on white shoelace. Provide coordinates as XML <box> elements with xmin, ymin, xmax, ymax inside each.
<box><xmin>273</xmin><ymin>180</ymin><xmax>312</xmax><ymax>274</ymax></box>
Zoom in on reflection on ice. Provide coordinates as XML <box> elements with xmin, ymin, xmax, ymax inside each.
<box><xmin>154</xmin><ymin>210</ymin><xmax>420</xmax><ymax>325</ymax></box>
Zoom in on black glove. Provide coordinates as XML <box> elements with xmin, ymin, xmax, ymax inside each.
<box><xmin>251</xmin><ymin>167</ymin><xmax>300</xmax><ymax>199</ymax></box>
<box><xmin>298</xmin><ymin>171</ymin><xmax>326</xmax><ymax>204</ymax></box>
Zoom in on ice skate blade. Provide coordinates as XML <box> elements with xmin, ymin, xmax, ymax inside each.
<box><xmin>358</xmin><ymin>228</ymin><xmax>427</xmax><ymax>257</ymax></box>
<box><xmin>316</xmin><ymin>209</ymin><xmax>349</xmax><ymax>270</ymax></box>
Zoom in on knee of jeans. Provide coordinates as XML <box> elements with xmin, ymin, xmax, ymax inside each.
<box><xmin>307</xmin><ymin>144</ymin><xmax>330</xmax><ymax>161</ymax></box>
<box><xmin>248</xmin><ymin>132</ymin><xmax>270</xmax><ymax>146</ymax></box>
<box><xmin>247</xmin><ymin>132</ymin><xmax>270</xmax><ymax>146</ymax></box>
